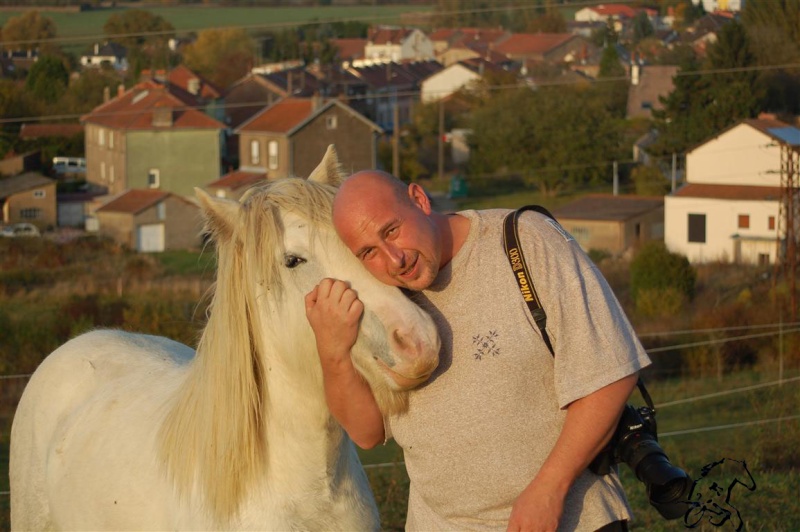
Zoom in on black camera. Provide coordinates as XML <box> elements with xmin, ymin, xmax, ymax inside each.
<box><xmin>589</xmin><ymin>384</ymin><xmax>692</xmax><ymax>520</ymax></box>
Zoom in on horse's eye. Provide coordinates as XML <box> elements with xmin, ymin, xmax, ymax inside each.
<box><xmin>284</xmin><ymin>254</ymin><xmax>306</xmax><ymax>269</ymax></box>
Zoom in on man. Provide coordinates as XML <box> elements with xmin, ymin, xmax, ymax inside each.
<box><xmin>305</xmin><ymin>170</ymin><xmax>651</xmax><ymax>531</ymax></box>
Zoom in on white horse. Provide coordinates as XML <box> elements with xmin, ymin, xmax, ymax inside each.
<box><xmin>10</xmin><ymin>146</ymin><xmax>440</xmax><ymax>531</ymax></box>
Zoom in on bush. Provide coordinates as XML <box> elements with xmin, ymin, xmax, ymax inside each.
<box><xmin>630</xmin><ymin>242</ymin><xmax>696</xmax><ymax>316</ymax></box>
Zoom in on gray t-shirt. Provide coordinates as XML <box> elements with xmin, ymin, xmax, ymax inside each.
<box><xmin>387</xmin><ymin>209</ymin><xmax>652</xmax><ymax>531</ymax></box>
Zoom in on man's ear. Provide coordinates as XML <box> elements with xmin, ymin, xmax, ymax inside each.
<box><xmin>408</xmin><ymin>183</ymin><xmax>432</xmax><ymax>214</ymax></box>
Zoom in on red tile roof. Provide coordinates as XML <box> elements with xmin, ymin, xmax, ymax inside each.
<box><xmin>209</xmin><ymin>170</ymin><xmax>266</xmax><ymax>190</ymax></box>
<box><xmin>331</xmin><ymin>38</ymin><xmax>366</xmax><ymax>60</ymax></box>
<box><xmin>493</xmin><ymin>33</ymin><xmax>575</xmax><ymax>56</ymax></box>
<box><xmin>590</xmin><ymin>4</ymin><xmax>638</xmax><ymax>17</ymax></box>
<box><xmin>673</xmin><ymin>184</ymin><xmax>783</xmax><ymax>201</ymax></box>
<box><xmin>19</xmin><ymin>123</ymin><xmax>83</xmax><ymax>139</ymax></box>
<box><xmin>82</xmin><ymin>80</ymin><xmax>224</xmax><ymax>131</ymax></box>
<box><xmin>96</xmin><ymin>188</ymin><xmax>170</xmax><ymax>214</ymax></box>
<box><xmin>368</xmin><ymin>26</ymin><xmax>414</xmax><ymax>45</ymax></box>
<box><xmin>167</xmin><ymin>65</ymin><xmax>222</xmax><ymax>99</ymax></box>
<box><xmin>237</xmin><ymin>98</ymin><xmax>315</xmax><ymax>134</ymax></box>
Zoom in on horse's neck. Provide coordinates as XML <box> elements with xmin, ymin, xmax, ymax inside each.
<box><xmin>261</xmin><ymin>357</ymin><xmax>344</xmax><ymax>464</ymax></box>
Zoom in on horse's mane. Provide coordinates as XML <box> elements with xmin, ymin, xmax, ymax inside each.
<box><xmin>159</xmin><ymin>178</ymin><xmax>337</xmax><ymax>524</ymax></box>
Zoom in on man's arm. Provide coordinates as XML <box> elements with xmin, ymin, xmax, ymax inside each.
<box><xmin>305</xmin><ymin>278</ymin><xmax>386</xmax><ymax>449</ymax></box>
<box><xmin>507</xmin><ymin>373</ymin><xmax>638</xmax><ymax>532</ymax></box>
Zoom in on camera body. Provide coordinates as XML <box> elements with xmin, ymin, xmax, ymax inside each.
<box><xmin>589</xmin><ymin>404</ymin><xmax>692</xmax><ymax>520</ymax></box>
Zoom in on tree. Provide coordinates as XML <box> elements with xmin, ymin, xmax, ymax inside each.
<box><xmin>25</xmin><ymin>54</ymin><xmax>69</xmax><ymax>103</ymax></box>
<box><xmin>652</xmin><ymin>21</ymin><xmax>763</xmax><ymax>156</ymax></box>
<box><xmin>104</xmin><ymin>9</ymin><xmax>175</xmax><ymax>71</ymax></box>
<box><xmin>1</xmin><ymin>10</ymin><xmax>56</xmax><ymax>52</ymax></box>
<box><xmin>468</xmin><ymin>85</ymin><xmax>624</xmax><ymax>196</ymax></box>
<box><xmin>526</xmin><ymin>12</ymin><xmax>567</xmax><ymax>33</ymax></box>
<box><xmin>630</xmin><ymin>242</ymin><xmax>696</xmax><ymax>317</ymax></box>
<box><xmin>182</xmin><ymin>28</ymin><xmax>256</xmax><ymax>89</ymax></box>
<box><xmin>632</xmin><ymin>12</ymin><xmax>654</xmax><ymax>43</ymax></box>
<box><xmin>631</xmin><ymin>164</ymin><xmax>670</xmax><ymax>195</ymax></box>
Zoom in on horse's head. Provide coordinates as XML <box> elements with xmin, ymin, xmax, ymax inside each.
<box><xmin>196</xmin><ymin>146</ymin><xmax>440</xmax><ymax>415</ymax></box>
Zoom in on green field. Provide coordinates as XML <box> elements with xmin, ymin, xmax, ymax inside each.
<box><xmin>0</xmin><ymin>4</ymin><xmax>433</xmax><ymax>46</ymax></box>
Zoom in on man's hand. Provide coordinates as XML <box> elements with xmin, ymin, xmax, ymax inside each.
<box><xmin>507</xmin><ymin>478</ymin><xmax>565</xmax><ymax>532</ymax></box>
<box><xmin>305</xmin><ymin>278</ymin><xmax>364</xmax><ymax>366</ymax></box>
<box><xmin>305</xmin><ymin>278</ymin><xmax>385</xmax><ymax>448</ymax></box>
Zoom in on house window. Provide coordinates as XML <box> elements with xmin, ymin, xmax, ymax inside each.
<box><xmin>20</xmin><ymin>208</ymin><xmax>41</xmax><ymax>219</ymax></box>
<box><xmin>326</xmin><ymin>116</ymin><xmax>338</xmax><ymax>130</ymax></box>
<box><xmin>758</xmin><ymin>253</ymin><xmax>770</xmax><ymax>266</ymax></box>
<box><xmin>635</xmin><ymin>223</ymin><xmax>641</xmax><ymax>239</ymax></box>
<box><xmin>688</xmin><ymin>214</ymin><xmax>706</xmax><ymax>243</ymax></box>
<box><xmin>110</xmin><ymin>165</ymin><xmax>115</xmax><ymax>183</ymax></box>
<box><xmin>98</xmin><ymin>128</ymin><xmax>105</xmax><ymax>146</ymax></box>
<box><xmin>738</xmin><ymin>214</ymin><xmax>750</xmax><ymax>229</ymax></box>
<box><xmin>250</xmin><ymin>140</ymin><xmax>260</xmax><ymax>165</ymax></box>
<box><xmin>768</xmin><ymin>216</ymin><xmax>776</xmax><ymax>230</ymax></box>
<box><xmin>148</xmin><ymin>169</ymin><xmax>160</xmax><ymax>188</ymax></box>
<box><xmin>109</xmin><ymin>131</ymin><xmax>114</xmax><ymax>149</ymax></box>
<box><xmin>268</xmin><ymin>141</ymin><xmax>278</xmax><ymax>170</ymax></box>
<box><xmin>101</xmin><ymin>162</ymin><xmax>106</xmax><ymax>180</ymax></box>
<box><xmin>571</xmin><ymin>226</ymin><xmax>589</xmax><ymax>243</ymax></box>
<box><xmin>157</xmin><ymin>202</ymin><xmax>166</xmax><ymax>221</ymax></box>
<box><xmin>33</xmin><ymin>190</ymin><xmax>46</xmax><ymax>199</ymax></box>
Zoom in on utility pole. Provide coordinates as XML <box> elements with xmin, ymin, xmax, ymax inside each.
<box><xmin>777</xmin><ymin>142</ymin><xmax>799</xmax><ymax>322</ymax></box>
<box><xmin>612</xmin><ymin>161</ymin><xmax>618</xmax><ymax>195</ymax></box>
<box><xmin>392</xmin><ymin>102</ymin><xmax>400</xmax><ymax>178</ymax></box>
<box><xmin>438</xmin><ymin>100</ymin><xmax>445</xmax><ymax>180</ymax></box>
<box><xmin>671</xmin><ymin>152</ymin><xmax>677</xmax><ymax>192</ymax></box>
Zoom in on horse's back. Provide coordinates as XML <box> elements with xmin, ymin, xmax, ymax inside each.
<box><xmin>10</xmin><ymin>329</ymin><xmax>194</xmax><ymax>531</ymax></box>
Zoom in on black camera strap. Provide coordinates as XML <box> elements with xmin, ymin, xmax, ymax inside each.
<box><xmin>502</xmin><ymin>206</ymin><xmax>653</xmax><ymax>411</ymax></box>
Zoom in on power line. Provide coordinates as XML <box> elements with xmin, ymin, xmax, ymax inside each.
<box><xmin>655</xmin><ymin>375</ymin><xmax>800</xmax><ymax>408</ymax></box>
<box><xmin>645</xmin><ymin>327</ymin><xmax>800</xmax><ymax>354</ymax></box>
<box><xmin>660</xmin><ymin>414</ymin><xmax>800</xmax><ymax>438</ymax></box>
<box><xmin>639</xmin><ymin>321</ymin><xmax>800</xmax><ymax>338</ymax></box>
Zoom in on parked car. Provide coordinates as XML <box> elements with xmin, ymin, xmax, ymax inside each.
<box><xmin>0</xmin><ymin>223</ymin><xmax>41</xmax><ymax>238</ymax></box>
<box><xmin>53</xmin><ymin>156</ymin><xmax>86</xmax><ymax>175</ymax></box>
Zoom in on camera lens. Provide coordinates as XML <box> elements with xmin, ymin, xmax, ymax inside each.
<box><xmin>648</xmin><ymin>471</ymin><xmax>693</xmax><ymax>520</ymax></box>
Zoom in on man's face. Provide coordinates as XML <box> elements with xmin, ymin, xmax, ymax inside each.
<box><xmin>333</xmin><ymin>178</ymin><xmax>441</xmax><ymax>291</ymax></box>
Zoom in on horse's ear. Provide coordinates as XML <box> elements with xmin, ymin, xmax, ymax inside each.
<box><xmin>308</xmin><ymin>144</ymin><xmax>346</xmax><ymax>187</ymax></box>
<box><xmin>195</xmin><ymin>187</ymin><xmax>239</xmax><ymax>241</ymax></box>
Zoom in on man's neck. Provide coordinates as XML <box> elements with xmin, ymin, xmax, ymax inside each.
<box><xmin>432</xmin><ymin>211</ymin><xmax>470</xmax><ymax>268</ymax></box>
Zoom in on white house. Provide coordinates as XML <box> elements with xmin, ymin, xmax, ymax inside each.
<box><xmin>80</xmin><ymin>42</ymin><xmax>128</xmax><ymax>71</ymax></box>
<box><xmin>665</xmin><ymin>117</ymin><xmax>797</xmax><ymax>265</ymax></box>
<box><xmin>420</xmin><ymin>61</ymin><xmax>484</xmax><ymax>103</ymax></box>
<box><xmin>363</xmin><ymin>26</ymin><xmax>434</xmax><ymax>64</ymax></box>
<box><xmin>692</xmin><ymin>0</ymin><xmax>743</xmax><ymax>13</ymax></box>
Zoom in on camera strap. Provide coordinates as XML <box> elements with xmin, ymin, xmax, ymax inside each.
<box><xmin>502</xmin><ymin>206</ymin><xmax>654</xmax><ymax>410</ymax></box>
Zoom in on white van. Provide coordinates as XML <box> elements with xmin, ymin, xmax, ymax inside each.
<box><xmin>53</xmin><ymin>156</ymin><xmax>86</xmax><ymax>175</ymax></box>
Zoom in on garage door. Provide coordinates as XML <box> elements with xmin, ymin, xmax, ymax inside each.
<box><xmin>137</xmin><ymin>224</ymin><xmax>165</xmax><ymax>252</ymax></box>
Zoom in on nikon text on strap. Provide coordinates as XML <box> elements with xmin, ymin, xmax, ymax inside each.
<box><xmin>502</xmin><ymin>205</ymin><xmax>557</xmax><ymax>357</ymax></box>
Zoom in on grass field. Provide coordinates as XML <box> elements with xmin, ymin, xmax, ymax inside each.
<box><xmin>3</xmin><ymin>366</ymin><xmax>798</xmax><ymax>530</ymax></box>
<box><xmin>0</xmin><ymin>4</ymin><xmax>433</xmax><ymax>46</ymax></box>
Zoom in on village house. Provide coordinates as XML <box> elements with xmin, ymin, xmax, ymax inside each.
<box><xmin>553</xmin><ymin>194</ymin><xmax>665</xmax><ymax>256</ymax></box>
<box><xmin>0</xmin><ymin>172</ymin><xmax>57</xmax><ymax>230</ymax></box>
<box><xmin>665</xmin><ymin>115</ymin><xmax>796</xmax><ymax>265</ymax></box>
<box><xmin>81</xmin><ymin>80</ymin><xmax>225</xmax><ymax>198</ymax></box>
<box><xmin>206</xmin><ymin>171</ymin><xmax>266</xmax><ymax>202</ymax></box>
<box><xmin>362</xmin><ymin>26</ymin><xmax>435</xmax><ymax>65</ymax></box>
<box><xmin>236</xmin><ymin>97</ymin><xmax>382</xmax><ymax>180</ymax></box>
<box><xmin>94</xmin><ymin>189</ymin><xmax>201</xmax><ymax>252</ymax></box>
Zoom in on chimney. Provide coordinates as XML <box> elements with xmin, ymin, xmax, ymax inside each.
<box><xmin>117</xmin><ymin>83</ymin><xmax>125</xmax><ymax>97</ymax></box>
<box><xmin>152</xmin><ymin>104</ymin><xmax>173</xmax><ymax>127</ymax></box>
<box><xmin>312</xmin><ymin>91</ymin><xmax>322</xmax><ymax>111</ymax></box>
<box><xmin>631</xmin><ymin>55</ymin><xmax>640</xmax><ymax>86</ymax></box>
<box><xmin>188</xmin><ymin>78</ymin><xmax>200</xmax><ymax>95</ymax></box>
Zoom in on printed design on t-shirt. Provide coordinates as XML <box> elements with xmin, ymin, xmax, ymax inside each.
<box><xmin>472</xmin><ymin>330</ymin><xmax>500</xmax><ymax>360</ymax></box>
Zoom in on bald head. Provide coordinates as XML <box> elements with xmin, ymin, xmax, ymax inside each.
<box><xmin>334</xmin><ymin>171</ymin><xmax>408</xmax><ymax>218</ymax></box>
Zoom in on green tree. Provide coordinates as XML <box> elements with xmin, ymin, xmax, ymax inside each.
<box><xmin>183</xmin><ymin>28</ymin><xmax>256</xmax><ymax>89</ymax></box>
<box><xmin>630</xmin><ymin>242</ymin><xmax>696</xmax><ymax>317</ymax></box>
<box><xmin>468</xmin><ymin>85</ymin><xmax>623</xmax><ymax>196</ymax></box>
<box><xmin>526</xmin><ymin>12</ymin><xmax>567</xmax><ymax>33</ymax></box>
<box><xmin>1</xmin><ymin>10</ymin><xmax>57</xmax><ymax>52</ymax></box>
<box><xmin>653</xmin><ymin>21</ymin><xmax>762</xmax><ymax>156</ymax></box>
<box><xmin>25</xmin><ymin>54</ymin><xmax>69</xmax><ymax>103</ymax></box>
<box><xmin>104</xmin><ymin>9</ymin><xmax>175</xmax><ymax>70</ymax></box>
<box><xmin>631</xmin><ymin>164</ymin><xmax>670</xmax><ymax>195</ymax></box>
<box><xmin>60</xmin><ymin>68</ymin><xmax>123</xmax><ymax>115</ymax></box>
<box><xmin>632</xmin><ymin>12</ymin><xmax>654</xmax><ymax>43</ymax></box>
